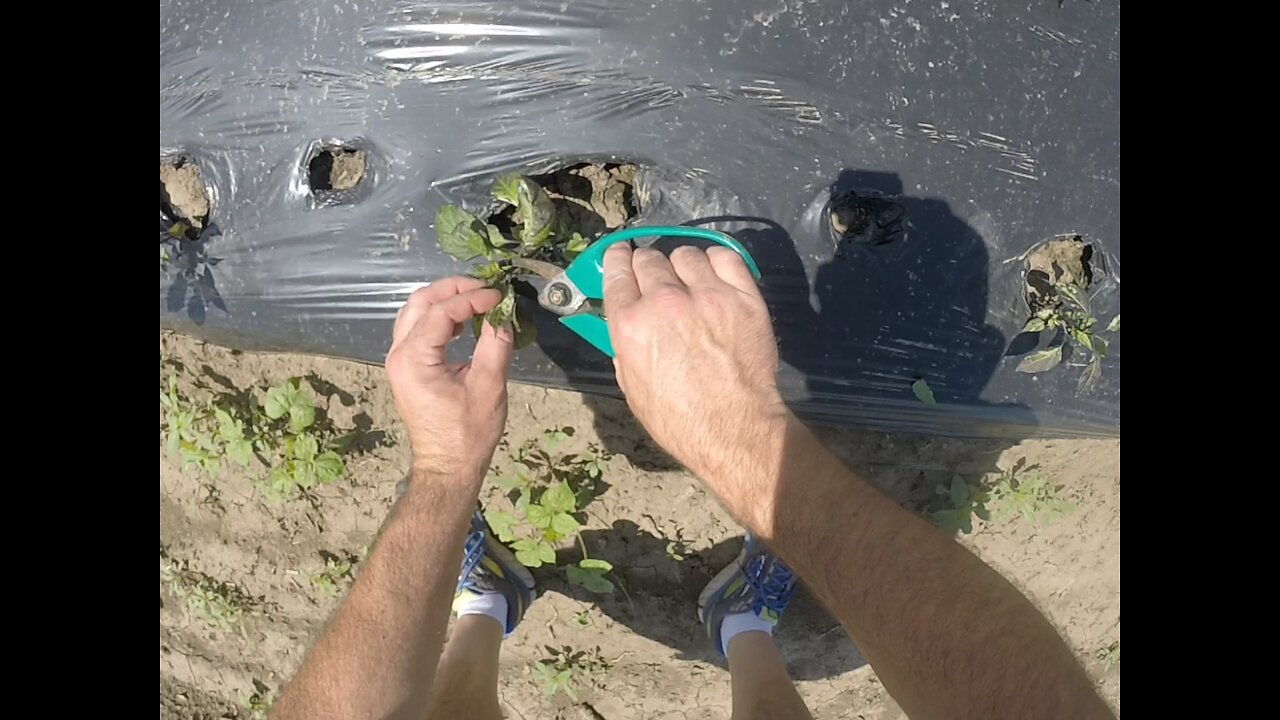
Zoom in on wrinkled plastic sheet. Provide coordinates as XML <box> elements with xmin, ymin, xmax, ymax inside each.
<box><xmin>160</xmin><ymin>0</ymin><xmax>1120</xmax><ymax>438</ymax></box>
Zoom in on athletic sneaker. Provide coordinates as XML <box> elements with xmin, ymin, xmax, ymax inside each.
<box><xmin>697</xmin><ymin>533</ymin><xmax>798</xmax><ymax>656</ymax></box>
<box><xmin>454</xmin><ymin>509</ymin><xmax>537</xmax><ymax>636</ymax></box>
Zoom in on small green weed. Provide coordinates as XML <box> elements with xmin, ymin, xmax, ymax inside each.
<box><xmin>161</xmin><ymin>559</ymin><xmax>255</xmax><ymax>635</ymax></box>
<box><xmin>309</xmin><ymin>553</ymin><xmax>356</xmax><ymax>597</ymax></box>
<box><xmin>435</xmin><ymin>173</ymin><xmax>597</xmax><ymax>348</ymax></box>
<box><xmin>1017</xmin><ymin>279</ymin><xmax>1120</xmax><ymax>395</ymax></box>
<box><xmin>485</xmin><ymin>429</ymin><xmax>614</xmax><ymax>593</ymax></box>
<box><xmin>1095</xmin><ymin>641</ymin><xmax>1120</xmax><ymax>671</ymax></box>
<box><xmin>930</xmin><ymin>475</ymin><xmax>991</xmax><ymax>535</ymax></box>
<box><xmin>533</xmin><ymin>645</ymin><xmax>609</xmax><ymax>701</ymax></box>
<box><xmin>238</xmin><ymin>679</ymin><xmax>275</xmax><ymax>720</ymax></box>
<box><xmin>988</xmin><ymin>459</ymin><xmax>1076</xmax><ymax>526</ymax></box>
<box><xmin>930</xmin><ymin>458</ymin><xmax>1076</xmax><ymax>534</ymax></box>
<box><xmin>160</xmin><ymin>374</ymin><xmax>360</xmax><ymax>503</ymax></box>
<box><xmin>570</xmin><ymin>609</ymin><xmax>592</xmax><ymax>628</ymax></box>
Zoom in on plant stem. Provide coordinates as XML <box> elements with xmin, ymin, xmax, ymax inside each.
<box><xmin>576</xmin><ymin>533</ymin><xmax>590</xmax><ymax>561</ymax></box>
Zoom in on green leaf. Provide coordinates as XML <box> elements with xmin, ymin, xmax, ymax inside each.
<box><xmin>513</xmin><ymin>304</ymin><xmax>537</xmax><ymax>349</ymax></box>
<box><xmin>541</xmin><ymin>483</ymin><xmax>577</xmax><ymax>514</ymax></box>
<box><xmin>288</xmin><ymin>402</ymin><xmax>315</xmax><ymax>435</ymax></box>
<box><xmin>486</xmin><ymin>286</ymin><xmax>516</xmax><ymax>328</ymax></box>
<box><xmin>911</xmin><ymin>378</ymin><xmax>937</xmax><ymax>405</ymax></box>
<box><xmin>949</xmin><ymin>475</ymin><xmax>969</xmax><ymax>507</ymax></box>
<box><xmin>1055</xmin><ymin>282</ymin><xmax>1087</xmax><ymax>310</ymax></box>
<box><xmin>225</xmin><ymin>438</ymin><xmax>254</xmax><ymax>467</ymax></box>
<box><xmin>536</xmin><ymin>542</ymin><xmax>556</xmax><ymax>564</ymax></box>
<box><xmin>491</xmin><ymin>172</ymin><xmax>522</xmax><ymax>206</ymax></box>
<box><xmin>516</xmin><ymin>179</ymin><xmax>556</xmax><ymax>248</ymax></box>
<box><xmin>1068</xmin><ymin>328</ymin><xmax>1094</xmax><ymax>354</ymax></box>
<box><xmin>485</xmin><ymin>510</ymin><xmax>518</xmax><ymax>543</ymax></box>
<box><xmin>435</xmin><ymin>205</ymin><xmax>488</xmax><ymax>261</ymax></box>
<box><xmin>566</xmin><ymin>564</ymin><xmax>615</xmax><ymax>594</ymax></box>
<box><xmin>1022</xmin><ymin>317</ymin><xmax>1047</xmax><ymax>333</ymax></box>
<box><xmin>485</xmin><ymin>223</ymin><xmax>512</xmax><ymax>249</ymax></box>
<box><xmin>512</xmin><ymin>539</ymin><xmax>545</xmax><ymax>568</ymax></box>
<box><xmin>550</xmin><ymin>512</ymin><xmax>580</xmax><ymax>536</ymax></box>
<box><xmin>468</xmin><ymin>261</ymin><xmax>505</xmax><ymax>282</ymax></box>
<box><xmin>1016</xmin><ymin>345</ymin><xmax>1063</xmax><ymax>374</ymax></box>
<box><xmin>564</xmin><ymin>232</ymin><xmax>589</xmax><ymax>260</ymax></box>
<box><xmin>492</xmin><ymin>474</ymin><xmax>528</xmax><ymax>492</ymax></box>
<box><xmin>263</xmin><ymin>383</ymin><xmax>296</xmax><ymax>420</ymax></box>
<box><xmin>1076</xmin><ymin>356</ymin><xmax>1103</xmax><ymax>395</ymax></box>
<box><xmin>292</xmin><ymin>434</ymin><xmax>319</xmax><ymax>462</ymax></box>
<box><xmin>579</xmin><ymin>558</ymin><xmax>613</xmax><ymax>572</ymax></box>
<box><xmin>526</xmin><ymin>503</ymin><xmax>552</xmax><ymax>528</ymax></box>
<box><xmin>1091</xmin><ymin>335</ymin><xmax>1109</xmax><ymax>357</ymax></box>
<box><xmin>1106</xmin><ymin>314</ymin><xmax>1120</xmax><ymax>333</ymax></box>
<box><xmin>313</xmin><ymin>451</ymin><xmax>344</xmax><ymax>484</ymax></box>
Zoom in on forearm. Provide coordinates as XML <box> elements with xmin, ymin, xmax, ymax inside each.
<box><xmin>703</xmin><ymin>411</ymin><xmax>1110</xmax><ymax>720</ymax></box>
<box><xmin>272</xmin><ymin>470</ymin><xmax>480</xmax><ymax>720</ymax></box>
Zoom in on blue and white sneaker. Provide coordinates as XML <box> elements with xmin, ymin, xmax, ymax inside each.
<box><xmin>454</xmin><ymin>509</ymin><xmax>536</xmax><ymax>637</ymax></box>
<box><xmin>697</xmin><ymin>533</ymin><xmax>798</xmax><ymax>656</ymax></box>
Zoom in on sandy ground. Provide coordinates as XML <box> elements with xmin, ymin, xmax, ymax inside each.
<box><xmin>159</xmin><ymin>331</ymin><xmax>1120</xmax><ymax>719</ymax></box>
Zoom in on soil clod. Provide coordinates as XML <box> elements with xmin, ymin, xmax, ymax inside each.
<box><xmin>309</xmin><ymin>147</ymin><xmax>367</xmax><ymax>193</ymax></box>
<box><xmin>161</xmin><ymin>159</ymin><xmax>210</xmax><ymax>238</ymax></box>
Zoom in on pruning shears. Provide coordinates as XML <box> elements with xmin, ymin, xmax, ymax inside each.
<box><xmin>515</xmin><ymin>226</ymin><xmax>761</xmax><ymax>357</ymax></box>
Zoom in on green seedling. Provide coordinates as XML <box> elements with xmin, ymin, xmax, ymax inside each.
<box><xmin>570</xmin><ymin>609</ymin><xmax>592</xmax><ymax>628</ymax></box>
<box><xmin>1017</xmin><ymin>279</ymin><xmax>1120</xmax><ymax>394</ymax></box>
<box><xmin>930</xmin><ymin>475</ymin><xmax>991</xmax><ymax>535</ymax></box>
<box><xmin>930</xmin><ymin>459</ymin><xmax>1074</xmax><ymax>535</ymax></box>
<box><xmin>665</xmin><ymin>541</ymin><xmax>687</xmax><ymax>562</ymax></box>
<box><xmin>309</xmin><ymin>555</ymin><xmax>355</xmax><ymax>597</ymax></box>
<box><xmin>162</xmin><ymin>560</ymin><xmax>254</xmax><ymax>635</ymax></box>
<box><xmin>435</xmin><ymin>173</ymin><xmax>595</xmax><ymax>348</ymax></box>
<box><xmin>1095</xmin><ymin>641</ymin><xmax>1120</xmax><ymax>671</ymax></box>
<box><xmin>533</xmin><ymin>645</ymin><xmax>609</xmax><ymax>701</ymax></box>
<box><xmin>988</xmin><ymin>459</ymin><xmax>1075</xmax><ymax>526</ymax></box>
<box><xmin>238</xmin><ymin>679</ymin><xmax>276</xmax><ymax>720</ymax></box>
<box><xmin>160</xmin><ymin>374</ymin><xmax>223</xmax><ymax>476</ymax></box>
<box><xmin>160</xmin><ymin>373</ymin><xmax>359</xmax><ymax>503</ymax></box>
<box><xmin>486</xmin><ymin>431</ymin><xmax>615</xmax><ymax>593</ymax></box>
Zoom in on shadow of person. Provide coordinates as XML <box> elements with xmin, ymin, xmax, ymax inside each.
<box><xmin>549</xmin><ymin>520</ymin><xmax>866</xmax><ymax>680</ymax></box>
<box><xmin>730</xmin><ymin>170</ymin><xmax>1015</xmax><ymax>430</ymax></box>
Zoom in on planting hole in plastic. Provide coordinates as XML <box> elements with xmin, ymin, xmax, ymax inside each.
<box><xmin>826</xmin><ymin>188</ymin><xmax>906</xmax><ymax>251</ymax></box>
<box><xmin>1024</xmin><ymin>235</ymin><xmax>1094</xmax><ymax>313</ymax></box>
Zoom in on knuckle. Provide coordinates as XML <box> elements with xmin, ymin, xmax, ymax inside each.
<box><xmin>670</xmin><ymin>245</ymin><xmax>703</xmax><ymax>263</ymax></box>
<box><xmin>650</xmin><ymin>284</ymin><xmax>689</xmax><ymax>306</ymax></box>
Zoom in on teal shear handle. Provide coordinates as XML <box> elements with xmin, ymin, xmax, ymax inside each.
<box><xmin>557</xmin><ymin>226</ymin><xmax>762</xmax><ymax>357</ymax></box>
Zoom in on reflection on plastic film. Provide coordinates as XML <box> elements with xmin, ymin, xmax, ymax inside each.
<box><xmin>881</xmin><ymin>119</ymin><xmax>1040</xmax><ymax>182</ymax></box>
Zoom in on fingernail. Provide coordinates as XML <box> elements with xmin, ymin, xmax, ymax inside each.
<box><xmin>496</xmin><ymin>322</ymin><xmax>515</xmax><ymax>343</ymax></box>
<box><xmin>607</xmin><ymin>243</ymin><xmax>632</xmax><ymax>256</ymax></box>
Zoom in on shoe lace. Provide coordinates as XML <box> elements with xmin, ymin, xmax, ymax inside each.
<box><xmin>456</xmin><ymin>530</ymin><xmax>486</xmax><ymax>593</ymax></box>
<box><xmin>743</xmin><ymin>555</ymin><xmax>796</xmax><ymax>615</ymax></box>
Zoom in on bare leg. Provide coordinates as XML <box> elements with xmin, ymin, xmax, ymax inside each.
<box><xmin>424</xmin><ymin>614</ymin><xmax>504</xmax><ymax>720</ymax></box>
<box><xmin>726</xmin><ymin>631</ymin><xmax>813</xmax><ymax>720</ymax></box>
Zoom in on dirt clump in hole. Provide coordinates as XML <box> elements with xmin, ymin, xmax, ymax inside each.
<box><xmin>509</xmin><ymin>163</ymin><xmax>638</xmax><ymax>239</ymax></box>
<box><xmin>309</xmin><ymin>147</ymin><xmax>366</xmax><ymax>193</ymax></box>
<box><xmin>1024</xmin><ymin>234</ymin><xmax>1094</xmax><ymax>312</ymax></box>
<box><xmin>160</xmin><ymin>159</ymin><xmax>210</xmax><ymax>236</ymax></box>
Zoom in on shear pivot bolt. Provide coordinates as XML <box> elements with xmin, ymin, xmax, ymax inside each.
<box><xmin>546</xmin><ymin>283</ymin><xmax>572</xmax><ymax>307</ymax></box>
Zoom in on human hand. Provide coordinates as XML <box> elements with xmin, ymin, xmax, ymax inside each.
<box><xmin>385</xmin><ymin>277</ymin><xmax>514</xmax><ymax>482</ymax></box>
<box><xmin>603</xmin><ymin>244</ymin><xmax>786</xmax><ymax>481</ymax></box>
